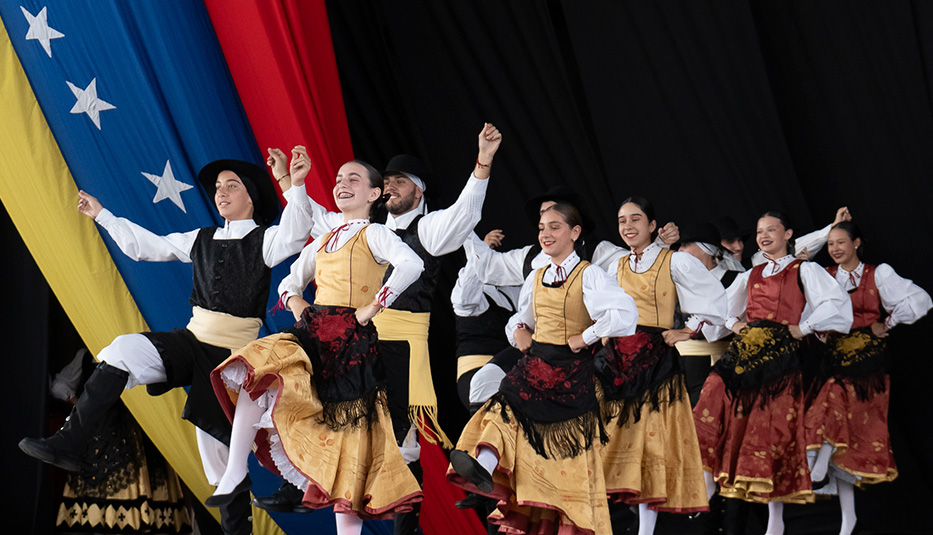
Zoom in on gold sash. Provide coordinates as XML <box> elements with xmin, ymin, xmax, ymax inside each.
<box><xmin>456</xmin><ymin>354</ymin><xmax>494</xmax><ymax>380</ymax></box>
<box><xmin>372</xmin><ymin>308</ymin><xmax>453</xmax><ymax>448</ymax></box>
<box><xmin>674</xmin><ymin>339</ymin><xmax>730</xmax><ymax>364</ymax></box>
<box><xmin>185</xmin><ymin>306</ymin><xmax>262</xmax><ymax>351</ymax></box>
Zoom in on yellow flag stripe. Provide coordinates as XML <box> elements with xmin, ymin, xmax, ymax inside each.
<box><xmin>0</xmin><ymin>18</ymin><xmax>283</xmax><ymax>535</ymax></box>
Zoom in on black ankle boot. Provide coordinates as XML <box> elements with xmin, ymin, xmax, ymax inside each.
<box><xmin>19</xmin><ymin>362</ymin><xmax>129</xmax><ymax>472</ymax></box>
<box><xmin>218</xmin><ymin>485</ymin><xmax>253</xmax><ymax>535</ymax></box>
<box><xmin>393</xmin><ymin>459</ymin><xmax>423</xmax><ymax>535</ymax></box>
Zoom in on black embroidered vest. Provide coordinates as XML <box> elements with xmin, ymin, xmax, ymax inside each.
<box><xmin>382</xmin><ymin>215</ymin><xmax>441</xmax><ymax>313</ymax></box>
<box><xmin>189</xmin><ymin>226</ymin><xmax>271</xmax><ymax>318</ymax></box>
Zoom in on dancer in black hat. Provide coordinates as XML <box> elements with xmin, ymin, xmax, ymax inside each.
<box><xmin>19</xmin><ymin>150</ymin><xmax>316</xmax><ymax>535</ymax></box>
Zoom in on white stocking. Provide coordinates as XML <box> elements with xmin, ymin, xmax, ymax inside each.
<box><xmin>810</xmin><ymin>443</ymin><xmax>834</xmax><ymax>482</ymax></box>
<box><xmin>704</xmin><ymin>470</ymin><xmax>717</xmax><ymax>500</ymax></box>
<box><xmin>838</xmin><ymin>480</ymin><xmax>857</xmax><ymax>535</ymax></box>
<box><xmin>637</xmin><ymin>503</ymin><xmax>658</xmax><ymax>535</ymax></box>
<box><xmin>476</xmin><ymin>446</ymin><xmax>498</xmax><ymax>475</ymax></box>
<box><xmin>212</xmin><ymin>388</ymin><xmax>263</xmax><ymax>496</ymax></box>
<box><xmin>765</xmin><ymin>502</ymin><xmax>784</xmax><ymax>535</ymax></box>
<box><xmin>335</xmin><ymin>512</ymin><xmax>363</xmax><ymax>535</ymax></box>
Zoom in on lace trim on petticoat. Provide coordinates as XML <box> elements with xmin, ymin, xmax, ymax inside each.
<box><xmin>220</xmin><ymin>362</ymin><xmax>279</xmax><ymax>431</ymax></box>
<box><xmin>269</xmin><ymin>432</ymin><xmax>310</xmax><ymax>492</ymax></box>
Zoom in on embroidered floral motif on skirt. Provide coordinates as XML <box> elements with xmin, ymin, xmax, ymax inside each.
<box><xmin>804</xmin><ymin>329</ymin><xmax>896</xmax><ymax>487</ymax></box>
<box><xmin>210</xmin><ymin>306</ymin><xmax>422</xmax><ymax>519</ymax></box>
<box><xmin>596</xmin><ymin>328</ymin><xmax>707</xmax><ymax>512</ymax></box>
<box><xmin>693</xmin><ymin>322</ymin><xmax>813</xmax><ymax>503</ymax></box>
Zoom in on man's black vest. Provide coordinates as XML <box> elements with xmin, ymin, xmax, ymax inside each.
<box><xmin>383</xmin><ymin>215</ymin><xmax>441</xmax><ymax>313</ymax></box>
<box><xmin>455</xmin><ymin>293</ymin><xmax>514</xmax><ymax>357</ymax></box>
<box><xmin>189</xmin><ymin>226</ymin><xmax>271</xmax><ymax>318</ymax></box>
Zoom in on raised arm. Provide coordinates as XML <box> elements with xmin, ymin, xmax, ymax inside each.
<box><xmin>261</xmin><ymin>149</ymin><xmax>317</xmax><ymax>266</ymax></box>
<box><xmin>80</xmin><ymin>191</ymin><xmax>198</xmax><ymax>262</ymax></box>
<box><xmin>417</xmin><ymin>124</ymin><xmax>502</xmax><ymax>256</ymax></box>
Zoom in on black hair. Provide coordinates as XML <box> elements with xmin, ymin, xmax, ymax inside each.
<box><xmin>758</xmin><ymin>211</ymin><xmax>795</xmax><ymax>256</ymax></box>
<box><xmin>831</xmin><ymin>220</ymin><xmax>865</xmax><ymax>259</ymax></box>
<box><xmin>541</xmin><ymin>203</ymin><xmax>587</xmax><ymax>259</ymax></box>
<box><xmin>619</xmin><ymin>195</ymin><xmax>658</xmax><ymax>241</ymax></box>
<box><xmin>348</xmin><ymin>159</ymin><xmax>385</xmax><ymax>219</ymax></box>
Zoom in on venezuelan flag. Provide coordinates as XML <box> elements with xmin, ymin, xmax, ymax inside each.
<box><xmin>1</xmin><ymin>1</ymin><xmax>479</xmax><ymax>534</ymax></box>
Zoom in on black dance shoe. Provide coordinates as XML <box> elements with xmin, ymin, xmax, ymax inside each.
<box><xmin>252</xmin><ymin>480</ymin><xmax>314</xmax><ymax>513</ymax></box>
<box><xmin>205</xmin><ymin>475</ymin><xmax>252</xmax><ymax>507</ymax></box>
<box><xmin>455</xmin><ymin>492</ymin><xmax>491</xmax><ymax>509</ymax></box>
<box><xmin>450</xmin><ymin>449</ymin><xmax>493</xmax><ymax>493</ymax></box>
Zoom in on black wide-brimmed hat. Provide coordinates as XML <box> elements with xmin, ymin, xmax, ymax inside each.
<box><xmin>524</xmin><ymin>185</ymin><xmax>594</xmax><ymax>231</ymax></box>
<box><xmin>198</xmin><ymin>159</ymin><xmax>279</xmax><ymax>225</ymax></box>
<box><xmin>676</xmin><ymin>221</ymin><xmax>722</xmax><ymax>248</ymax></box>
<box><xmin>384</xmin><ymin>154</ymin><xmax>429</xmax><ymax>184</ymax></box>
<box><xmin>712</xmin><ymin>215</ymin><xmax>752</xmax><ymax>241</ymax></box>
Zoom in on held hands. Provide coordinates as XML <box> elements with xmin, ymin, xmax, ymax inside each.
<box><xmin>795</xmin><ymin>247</ymin><xmax>810</xmax><ymax>261</ymax></box>
<box><xmin>266</xmin><ymin>148</ymin><xmax>290</xmax><ymax>190</ymax></box>
<box><xmin>289</xmin><ymin>145</ymin><xmax>310</xmax><ymax>187</ymax></box>
<box><xmin>355</xmin><ymin>300</ymin><xmax>383</xmax><ymax>326</ymax></box>
<box><xmin>77</xmin><ymin>190</ymin><xmax>103</xmax><ymax>219</ymax></box>
<box><xmin>661</xmin><ymin>328</ymin><xmax>692</xmax><ymax>346</ymax></box>
<box><xmin>833</xmin><ymin>206</ymin><xmax>852</xmax><ymax>226</ymax></box>
<box><xmin>477</xmin><ymin>123</ymin><xmax>503</xmax><ymax>165</ymax></box>
<box><xmin>871</xmin><ymin>322</ymin><xmax>890</xmax><ymax>338</ymax></box>
<box><xmin>513</xmin><ymin>327</ymin><xmax>533</xmax><ymax>352</ymax></box>
<box><xmin>484</xmin><ymin>229</ymin><xmax>505</xmax><ymax>249</ymax></box>
<box><xmin>730</xmin><ymin>321</ymin><xmax>748</xmax><ymax>335</ymax></box>
<box><xmin>286</xmin><ymin>295</ymin><xmax>312</xmax><ymax>322</ymax></box>
<box><xmin>788</xmin><ymin>325</ymin><xmax>804</xmax><ymax>340</ymax></box>
<box><xmin>567</xmin><ymin>334</ymin><xmax>588</xmax><ymax>353</ymax></box>
<box><xmin>658</xmin><ymin>222</ymin><xmax>680</xmax><ymax>245</ymax></box>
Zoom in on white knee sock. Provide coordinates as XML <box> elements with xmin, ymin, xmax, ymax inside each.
<box><xmin>704</xmin><ymin>471</ymin><xmax>717</xmax><ymax>501</ymax></box>
<box><xmin>765</xmin><ymin>502</ymin><xmax>784</xmax><ymax>535</ymax></box>
<box><xmin>335</xmin><ymin>512</ymin><xmax>363</xmax><ymax>535</ymax></box>
<box><xmin>838</xmin><ymin>480</ymin><xmax>857</xmax><ymax>535</ymax></box>
<box><xmin>476</xmin><ymin>446</ymin><xmax>498</xmax><ymax>475</ymax></box>
<box><xmin>810</xmin><ymin>443</ymin><xmax>834</xmax><ymax>482</ymax></box>
<box><xmin>637</xmin><ymin>503</ymin><xmax>658</xmax><ymax>535</ymax></box>
<box><xmin>213</xmin><ymin>388</ymin><xmax>263</xmax><ymax>496</ymax></box>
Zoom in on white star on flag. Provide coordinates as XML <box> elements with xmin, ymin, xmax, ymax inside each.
<box><xmin>142</xmin><ymin>160</ymin><xmax>193</xmax><ymax>213</ymax></box>
<box><xmin>66</xmin><ymin>78</ymin><xmax>116</xmax><ymax>130</ymax></box>
<box><xmin>21</xmin><ymin>6</ymin><xmax>64</xmax><ymax>58</ymax></box>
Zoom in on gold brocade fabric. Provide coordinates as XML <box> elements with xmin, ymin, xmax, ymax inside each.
<box><xmin>600</xmin><ymin>380</ymin><xmax>708</xmax><ymax>513</ymax></box>
<box><xmin>531</xmin><ymin>261</ymin><xmax>592</xmax><ymax>345</ymax></box>
<box><xmin>314</xmin><ymin>225</ymin><xmax>389</xmax><ymax>309</ymax></box>
<box><xmin>186</xmin><ymin>305</ymin><xmax>262</xmax><ymax>351</ymax></box>
<box><xmin>214</xmin><ymin>333</ymin><xmax>423</xmax><ymax>518</ymax></box>
<box><xmin>371</xmin><ymin>308</ymin><xmax>453</xmax><ymax>447</ymax></box>
<box><xmin>448</xmin><ymin>403</ymin><xmax>611</xmax><ymax>535</ymax></box>
<box><xmin>617</xmin><ymin>248</ymin><xmax>677</xmax><ymax>329</ymax></box>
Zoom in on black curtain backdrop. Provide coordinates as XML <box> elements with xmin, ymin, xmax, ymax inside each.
<box><xmin>324</xmin><ymin>1</ymin><xmax>933</xmax><ymax>532</ymax></box>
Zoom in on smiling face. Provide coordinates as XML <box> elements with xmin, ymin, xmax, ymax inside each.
<box><xmin>214</xmin><ymin>171</ymin><xmax>254</xmax><ymax>221</ymax></box>
<box><xmin>617</xmin><ymin>202</ymin><xmax>656</xmax><ymax>251</ymax></box>
<box><xmin>539</xmin><ymin>208</ymin><xmax>580</xmax><ymax>261</ymax></box>
<box><xmin>756</xmin><ymin>215</ymin><xmax>793</xmax><ymax>257</ymax></box>
<box><xmin>827</xmin><ymin>227</ymin><xmax>861</xmax><ymax>267</ymax></box>
<box><xmin>334</xmin><ymin>162</ymin><xmax>380</xmax><ymax>214</ymax></box>
<box><xmin>383</xmin><ymin>174</ymin><xmax>422</xmax><ymax>215</ymax></box>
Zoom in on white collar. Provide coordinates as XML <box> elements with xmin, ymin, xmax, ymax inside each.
<box><xmin>385</xmin><ymin>197</ymin><xmax>427</xmax><ymax>231</ymax></box>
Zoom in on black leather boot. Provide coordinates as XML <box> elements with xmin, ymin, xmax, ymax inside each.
<box><xmin>393</xmin><ymin>459</ymin><xmax>423</xmax><ymax>535</ymax></box>
<box><xmin>20</xmin><ymin>362</ymin><xmax>128</xmax><ymax>472</ymax></box>
<box><xmin>218</xmin><ymin>485</ymin><xmax>253</xmax><ymax>535</ymax></box>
